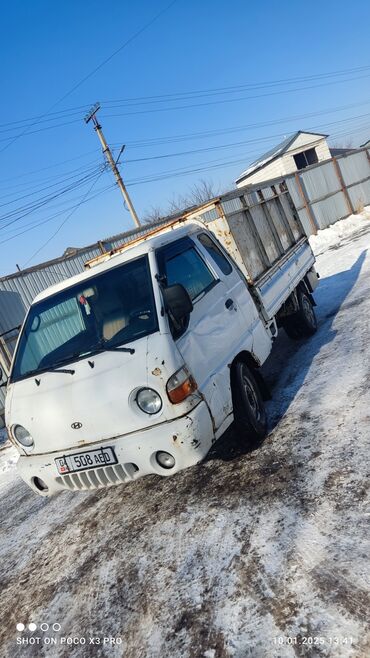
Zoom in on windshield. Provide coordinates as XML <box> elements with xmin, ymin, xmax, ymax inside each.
<box><xmin>11</xmin><ymin>255</ymin><xmax>158</xmax><ymax>382</ymax></box>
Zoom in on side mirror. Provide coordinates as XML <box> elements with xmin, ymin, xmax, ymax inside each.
<box><xmin>162</xmin><ymin>284</ymin><xmax>193</xmax><ymax>323</ymax></box>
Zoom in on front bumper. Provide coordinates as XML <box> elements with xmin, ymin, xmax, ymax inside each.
<box><xmin>17</xmin><ymin>401</ymin><xmax>214</xmax><ymax>496</ymax></box>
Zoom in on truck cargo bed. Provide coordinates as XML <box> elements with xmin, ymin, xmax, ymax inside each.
<box><xmin>252</xmin><ymin>238</ymin><xmax>314</xmax><ymax>320</ymax></box>
<box><xmin>186</xmin><ymin>185</ymin><xmax>315</xmax><ymax>320</ymax></box>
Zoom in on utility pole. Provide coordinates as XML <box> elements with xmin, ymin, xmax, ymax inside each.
<box><xmin>84</xmin><ymin>102</ymin><xmax>141</xmax><ymax>228</ymax></box>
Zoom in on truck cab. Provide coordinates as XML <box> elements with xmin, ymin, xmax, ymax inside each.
<box><xmin>5</xmin><ymin>223</ymin><xmax>275</xmax><ymax>495</ymax></box>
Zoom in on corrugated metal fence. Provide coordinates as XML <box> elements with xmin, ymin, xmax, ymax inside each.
<box><xmin>283</xmin><ymin>148</ymin><xmax>370</xmax><ymax>235</ymax></box>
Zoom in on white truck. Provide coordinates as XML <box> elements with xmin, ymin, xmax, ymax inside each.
<box><xmin>3</xmin><ymin>186</ymin><xmax>319</xmax><ymax>496</ymax></box>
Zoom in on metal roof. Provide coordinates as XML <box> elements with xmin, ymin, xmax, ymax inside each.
<box><xmin>235</xmin><ymin>130</ymin><xmax>329</xmax><ymax>184</ymax></box>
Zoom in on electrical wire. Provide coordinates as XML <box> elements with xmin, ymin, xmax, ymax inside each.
<box><xmin>101</xmin><ymin>64</ymin><xmax>370</xmax><ymax>104</ymax></box>
<box><xmin>23</xmin><ymin>168</ymin><xmax>109</xmax><ymax>266</ymax></box>
<box><xmin>2</xmin><ymin>66</ymin><xmax>370</xmax><ymax>145</ymax></box>
<box><xmin>1</xmin><ymin>63</ymin><xmax>368</xmax><ymax>131</ymax></box>
<box><xmin>0</xmin><ymin>161</ymin><xmax>104</xmax><ymax>207</ymax></box>
<box><xmin>100</xmin><ymin>73</ymin><xmax>370</xmax><ymax>118</ymax></box>
<box><xmin>113</xmin><ymin>98</ymin><xmax>370</xmax><ymax>149</ymax></box>
<box><xmin>0</xmin><ymin>0</ymin><xmax>179</xmax><ymax>154</ymax></box>
<box><xmin>2</xmin><ymin>115</ymin><xmax>368</xmax><ymax>250</ymax></box>
<box><xmin>0</xmin><ymin>149</ymin><xmax>99</xmax><ymax>187</ymax></box>
<box><xmin>0</xmin><ymin>168</ymin><xmax>105</xmax><ymax>228</ymax></box>
<box><xmin>0</xmin><ymin>183</ymin><xmax>115</xmax><ymax>243</ymax></box>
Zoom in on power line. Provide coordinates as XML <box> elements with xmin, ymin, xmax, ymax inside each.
<box><xmin>23</xmin><ymin>169</ymin><xmax>108</xmax><ymax>266</ymax></box>
<box><xmin>114</xmin><ymin>111</ymin><xmax>370</xmax><ymax>166</ymax></box>
<box><xmin>0</xmin><ymin>180</ymin><xmax>116</xmax><ymax>236</ymax></box>
<box><xmin>0</xmin><ymin>118</ymin><xmax>84</xmax><ymax>144</ymax></box>
<box><xmin>0</xmin><ymin>168</ymin><xmax>105</xmax><ymax>228</ymax></box>
<box><xmin>0</xmin><ymin>115</ymin><xmax>367</xmax><ymax>228</ymax></box>
<box><xmin>0</xmin><ymin>183</ymin><xmax>115</xmax><ymax>244</ymax></box>
<box><xmin>1</xmin><ymin>97</ymin><xmax>368</xmax><ymax>197</ymax></box>
<box><xmin>3</xmin><ymin>112</ymin><xmax>368</xmax><ymax>249</ymax></box>
<box><xmin>100</xmin><ymin>72</ymin><xmax>370</xmax><ymax>118</ymax></box>
<box><xmin>115</xmin><ymin>98</ymin><xmax>370</xmax><ymax>149</ymax></box>
<box><xmin>0</xmin><ymin>149</ymin><xmax>99</xmax><ymax>187</ymax></box>
<box><xmin>1</xmin><ymin>63</ymin><xmax>369</xmax><ymax>133</ymax></box>
<box><xmin>102</xmin><ymin>64</ymin><xmax>370</xmax><ymax>104</ymax></box>
<box><xmin>0</xmin><ymin>161</ymin><xmax>103</xmax><ymax>207</ymax></box>
<box><xmin>0</xmin><ymin>0</ymin><xmax>179</xmax><ymax>155</ymax></box>
<box><xmin>3</xmin><ymin>107</ymin><xmax>365</xmax><ymax>222</ymax></box>
<box><xmin>2</xmin><ymin>66</ymin><xmax>370</xmax><ymax>145</ymax></box>
<box><xmin>0</xmin><ymin>106</ymin><xmax>91</xmax><ymax>131</ymax></box>
<box><xmin>1</xmin><ymin>72</ymin><xmax>368</xmax><ymax>146</ymax></box>
<box><xmin>1</xmin><ymin>118</ymin><xmax>367</xmax><ymax>252</ymax></box>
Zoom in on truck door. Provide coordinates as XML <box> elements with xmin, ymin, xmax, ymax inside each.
<box><xmin>195</xmin><ymin>232</ymin><xmax>260</xmax><ymax>330</ymax></box>
<box><xmin>156</xmin><ymin>235</ymin><xmax>251</xmax><ymax>430</ymax></box>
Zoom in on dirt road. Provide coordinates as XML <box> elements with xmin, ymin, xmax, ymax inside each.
<box><xmin>0</xmin><ymin>215</ymin><xmax>369</xmax><ymax>658</ymax></box>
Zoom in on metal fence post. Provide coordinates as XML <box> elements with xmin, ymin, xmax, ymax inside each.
<box><xmin>332</xmin><ymin>157</ymin><xmax>354</xmax><ymax>215</ymax></box>
<box><xmin>294</xmin><ymin>173</ymin><xmax>318</xmax><ymax>235</ymax></box>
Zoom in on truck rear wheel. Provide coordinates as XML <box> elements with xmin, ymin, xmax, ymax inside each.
<box><xmin>232</xmin><ymin>361</ymin><xmax>267</xmax><ymax>446</ymax></box>
<box><xmin>283</xmin><ymin>288</ymin><xmax>317</xmax><ymax>340</ymax></box>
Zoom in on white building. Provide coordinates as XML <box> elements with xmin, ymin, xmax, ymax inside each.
<box><xmin>236</xmin><ymin>131</ymin><xmax>331</xmax><ymax>188</ymax></box>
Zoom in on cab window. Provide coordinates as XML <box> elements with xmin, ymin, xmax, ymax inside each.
<box><xmin>197</xmin><ymin>233</ymin><xmax>232</xmax><ymax>275</ymax></box>
<box><xmin>157</xmin><ymin>237</ymin><xmax>217</xmax><ymax>302</ymax></box>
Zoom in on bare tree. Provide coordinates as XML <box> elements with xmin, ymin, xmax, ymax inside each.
<box><xmin>143</xmin><ymin>178</ymin><xmax>219</xmax><ymax>225</ymax></box>
<box><xmin>331</xmin><ymin>139</ymin><xmax>355</xmax><ymax>150</ymax></box>
<box><xmin>142</xmin><ymin>205</ymin><xmax>163</xmax><ymax>224</ymax></box>
<box><xmin>187</xmin><ymin>178</ymin><xmax>218</xmax><ymax>205</ymax></box>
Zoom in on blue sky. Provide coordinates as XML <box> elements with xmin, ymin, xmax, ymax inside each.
<box><xmin>0</xmin><ymin>0</ymin><xmax>369</xmax><ymax>276</ymax></box>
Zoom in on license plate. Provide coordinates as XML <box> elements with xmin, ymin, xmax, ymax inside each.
<box><xmin>55</xmin><ymin>447</ymin><xmax>118</xmax><ymax>474</ymax></box>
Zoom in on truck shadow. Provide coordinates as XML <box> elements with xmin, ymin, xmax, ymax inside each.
<box><xmin>211</xmin><ymin>249</ymin><xmax>368</xmax><ymax>462</ymax></box>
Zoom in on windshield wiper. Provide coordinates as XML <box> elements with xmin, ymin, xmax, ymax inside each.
<box><xmin>43</xmin><ymin>366</ymin><xmax>75</xmax><ymax>375</ymax></box>
<box><xmin>33</xmin><ymin>364</ymin><xmax>75</xmax><ymax>386</ymax></box>
<box><xmin>29</xmin><ymin>342</ymin><xmax>134</xmax><ymax>384</ymax></box>
<box><xmin>94</xmin><ymin>339</ymin><xmax>135</xmax><ymax>355</ymax></box>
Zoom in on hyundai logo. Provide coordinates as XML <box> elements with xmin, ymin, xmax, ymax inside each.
<box><xmin>71</xmin><ymin>422</ymin><xmax>83</xmax><ymax>430</ymax></box>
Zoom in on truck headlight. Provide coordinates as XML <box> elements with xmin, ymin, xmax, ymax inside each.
<box><xmin>166</xmin><ymin>366</ymin><xmax>197</xmax><ymax>404</ymax></box>
<box><xmin>12</xmin><ymin>424</ymin><xmax>34</xmax><ymax>449</ymax></box>
<box><xmin>136</xmin><ymin>388</ymin><xmax>162</xmax><ymax>415</ymax></box>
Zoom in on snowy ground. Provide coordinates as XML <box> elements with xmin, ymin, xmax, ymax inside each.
<box><xmin>0</xmin><ymin>212</ymin><xmax>369</xmax><ymax>658</ymax></box>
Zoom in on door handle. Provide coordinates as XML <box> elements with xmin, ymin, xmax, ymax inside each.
<box><xmin>225</xmin><ymin>298</ymin><xmax>235</xmax><ymax>310</ymax></box>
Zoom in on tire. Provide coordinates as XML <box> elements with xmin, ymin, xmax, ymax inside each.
<box><xmin>232</xmin><ymin>361</ymin><xmax>267</xmax><ymax>446</ymax></box>
<box><xmin>283</xmin><ymin>287</ymin><xmax>317</xmax><ymax>340</ymax></box>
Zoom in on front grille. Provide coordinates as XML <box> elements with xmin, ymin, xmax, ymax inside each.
<box><xmin>55</xmin><ymin>463</ymin><xmax>138</xmax><ymax>491</ymax></box>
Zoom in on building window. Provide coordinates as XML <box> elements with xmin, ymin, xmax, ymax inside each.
<box><xmin>293</xmin><ymin>148</ymin><xmax>318</xmax><ymax>170</ymax></box>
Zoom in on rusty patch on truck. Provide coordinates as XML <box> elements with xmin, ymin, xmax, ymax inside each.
<box><xmin>151</xmin><ymin>367</ymin><xmax>162</xmax><ymax>376</ymax></box>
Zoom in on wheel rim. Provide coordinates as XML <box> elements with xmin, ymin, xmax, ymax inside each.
<box><xmin>242</xmin><ymin>373</ymin><xmax>261</xmax><ymax>422</ymax></box>
<box><xmin>302</xmin><ymin>296</ymin><xmax>316</xmax><ymax>327</ymax></box>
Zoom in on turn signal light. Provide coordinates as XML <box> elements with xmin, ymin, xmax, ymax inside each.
<box><xmin>166</xmin><ymin>367</ymin><xmax>197</xmax><ymax>404</ymax></box>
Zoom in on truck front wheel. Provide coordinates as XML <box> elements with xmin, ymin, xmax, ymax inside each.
<box><xmin>232</xmin><ymin>362</ymin><xmax>267</xmax><ymax>446</ymax></box>
<box><xmin>283</xmin><ymin>288</ymin><xmax>317</xmax><ymax>340</ymax></box>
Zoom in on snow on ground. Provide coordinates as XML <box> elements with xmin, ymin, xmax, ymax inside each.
<box><xmin>309</xmin><ymin>207</ymin><xmax>370</xmax><ymax>256</ymax></box>
<box><xmin>0</xmin><ymin>212</ymin><xmax>369</xmax><ymax>658</ymax></box>
<box><xmin>0</xmin><ymin>431</ymin><xmax>18</xmax><ymax>493</ymax></box>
